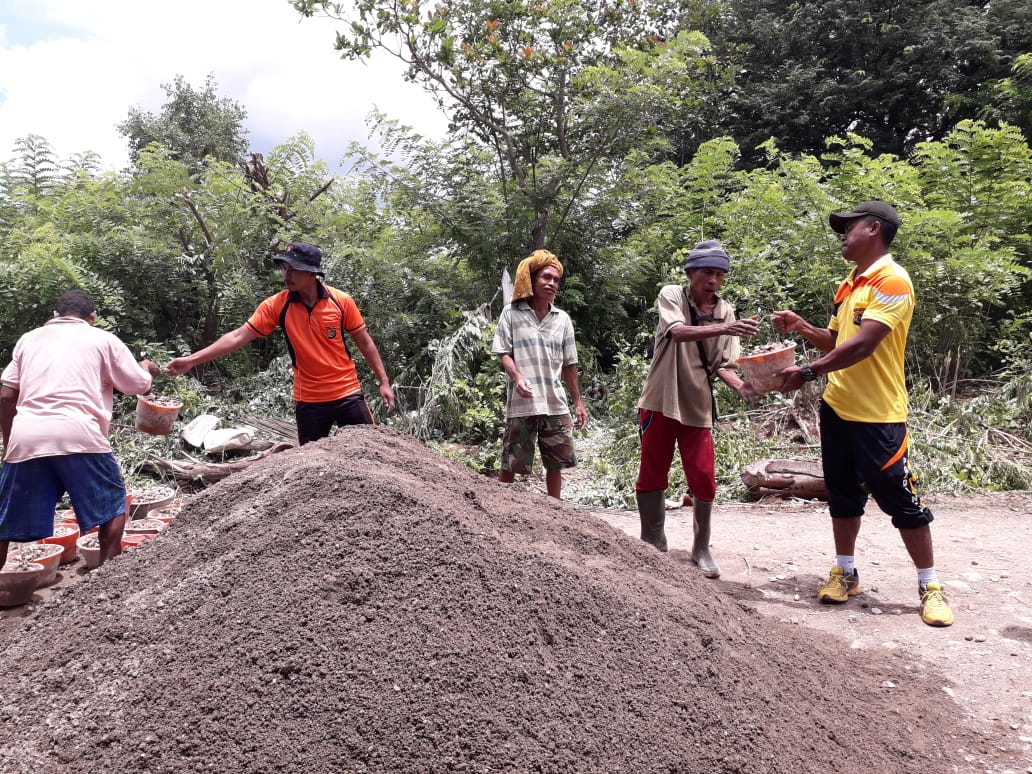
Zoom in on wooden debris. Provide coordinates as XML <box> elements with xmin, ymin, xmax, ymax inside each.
<box><xmin>740</xmin><ymin>458</ymin><xmax>827</xmax><ymax>501</ymax></box>
<box><xmin>144</xmin><ymin>442</ymin><xmax>295</xmax><ymax>485</ymax></box>
<box><xmin>241</xmin><ymin>415</ymin><xmax>297</xmax><ymax>443</ymax></box>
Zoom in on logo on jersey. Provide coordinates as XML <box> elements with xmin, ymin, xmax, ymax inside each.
<box><xmin>326</xmin><ymin>328</ymin><xmax>338</xmax><ymax>339</ymax></box>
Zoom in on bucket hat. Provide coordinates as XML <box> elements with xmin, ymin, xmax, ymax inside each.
<box><xmin>273</xmin><ymin>242</ymin><xmax>324</xmax><ymax>276</ymax></box>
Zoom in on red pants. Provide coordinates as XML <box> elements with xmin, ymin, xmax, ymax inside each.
<box><xmin>635</xmin><ymin>410</ymin><xmax>716</xmax><ymax>501</ymax></box>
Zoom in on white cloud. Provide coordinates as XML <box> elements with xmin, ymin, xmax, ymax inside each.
<box><xmin>0</xmin><ymin>0</ymin><xmax>447</xmax><ymax>172</ymax></box>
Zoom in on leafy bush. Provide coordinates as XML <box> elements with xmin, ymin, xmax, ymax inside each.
<box><xmin>408</xmin><ymin>312</ymin><xmax>508</xmax><ymax>444</ymax></box>
<box><xmin>907</xmin><ymin>378</ymin><xmax>1032</xmax><ymax>493</ymax></box>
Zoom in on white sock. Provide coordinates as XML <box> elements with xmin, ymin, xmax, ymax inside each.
<box><xmin>836</xmin><ymin>555</ymin><xmax>855</xmax><ymax>574</ymax></box>
<box><xmin>917</xmin><ymin>567</ymin><xmax>937</xmax><ymax>587</ymax></box>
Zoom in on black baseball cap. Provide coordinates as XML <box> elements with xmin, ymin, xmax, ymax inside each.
<box><xmin>829</xmin><ymin>201</ymin><xmax>900</xmax><ymax>234</ymax></box>
<box><xmin>273</xmin><ymin>242</ymin><xmax>324</xmax><ymax>276</ymax></box>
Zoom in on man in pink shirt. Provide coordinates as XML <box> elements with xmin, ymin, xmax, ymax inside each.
<box><xmin>0</xmin><ymin>290</ymin><xmax>159</xmax><ymax>569</ymax></box>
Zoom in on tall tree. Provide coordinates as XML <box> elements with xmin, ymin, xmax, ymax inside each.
<box><xmin>293</xmin><ymin>0</ymin><xmax>725</xmax><ymax>253</ymax></box>
<box><xmin>118</xmin><ymin>74</ymin><xmax>249</xmax><ymax>176</ymax></box>
<box><xmin>6</xmin><ymin>134</ymin><xmax>62</xmax><ymax>200</ymax></box>
<box><xmin>700</xmin><ymin>0</ymin><xmax>1004</xmax><ymax>166</ymax></box>
<box><xmin>942</xmin><ymin>0</ymin><xmax>1032</xmax><ymax>143</ymax></box>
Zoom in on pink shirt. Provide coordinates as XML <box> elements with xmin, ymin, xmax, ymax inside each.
<box><xmin>1</xmin><ymin>317</ymin><xmax>153</xmax><ymax>462</ymax></box>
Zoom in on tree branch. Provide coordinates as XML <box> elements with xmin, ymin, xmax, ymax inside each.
<box><xmin>178</xmin><ymin>190</ymin><xmax>214</xmax><ymax>246</ymax></box>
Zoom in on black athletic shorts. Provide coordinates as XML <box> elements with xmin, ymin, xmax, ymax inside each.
<box><xmin>819</xmin><ymin>400</ymin><xmax>934</xmax><ymax>530</ymax></box>
<box><xmin>294</xmin><ymin>393</ymin><xmax>373</xmax><ymax>445</ymax></box>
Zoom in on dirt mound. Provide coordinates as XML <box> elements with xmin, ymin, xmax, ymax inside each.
<box><xmin>0</xmin><ymin>427</ymin><xmax>994</xmax><ymax>772</ymax></box>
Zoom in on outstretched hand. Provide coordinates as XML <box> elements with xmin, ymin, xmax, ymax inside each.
<box><xmin>139</xmin><ymin>359</ymin><xmax>160</xmax><ymax>378</ymax></box>
<box><xmin>772</xmin><ymin>310</ymin><xmax>804</xmax><ymax>336</ymax></box>
<box><xmin>165</xmin><ymin>357</ymin><xmax>193</xmax><ymax>377</ymax></box>
<box><xmin>725</xmin><ymin>316</ymin><xmax>760</xmax><ymax>338</ymax></box>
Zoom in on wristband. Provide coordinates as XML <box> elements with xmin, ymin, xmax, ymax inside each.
<box><xmin>800</xmin><ymin>365</ymin><xmax>819</xmax><ymax>382</ymax></box>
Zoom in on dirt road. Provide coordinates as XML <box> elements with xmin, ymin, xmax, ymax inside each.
<box><xmin>593</xmin><ymin>491</ymin><xmax>1032</xmax><ymax>770</ymax></box>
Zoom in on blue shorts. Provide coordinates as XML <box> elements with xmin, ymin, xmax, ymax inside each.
<box><xmin>0</xmin><ymin>453</ymin><xmax>128</xmax><ymax>541</ymax></box>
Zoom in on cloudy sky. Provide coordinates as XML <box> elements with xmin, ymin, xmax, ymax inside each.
<box><xmin>0</xmin><ymin>0</ymin><xmax>449</xmax><ymax>173</ymax></box>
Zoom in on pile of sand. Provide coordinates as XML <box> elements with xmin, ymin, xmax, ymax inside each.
<box><xmin>0</xmin><ymin>427</ymin><xmax>985</xmax><ymax>772</ymax></box>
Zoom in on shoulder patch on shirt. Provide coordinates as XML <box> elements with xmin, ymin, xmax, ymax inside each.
<box><xmin>873</xmin><ymin>274</ymin><xmax>911</xmax><ymax>305</ymax></box>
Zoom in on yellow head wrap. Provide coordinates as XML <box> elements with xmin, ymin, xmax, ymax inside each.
<box><xmin>510</xmin><ymin>250</ymin><xmax>564</xmax><ymax>303</ymax></box>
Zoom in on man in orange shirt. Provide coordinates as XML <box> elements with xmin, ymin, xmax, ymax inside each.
<box><xmin>771</xmin><ymin>201</ymin><xmax>953</xmax><ymax>627</ymax></box>
<box><xmin>167</xmin><ymin>243</ymin><xmax>394</xmax><ymax>444</ymax></box>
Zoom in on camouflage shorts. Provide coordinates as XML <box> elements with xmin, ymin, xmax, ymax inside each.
<box><xmin>500</xmin><ymin>414</ymin><xmax>576</xmax><ymax>474</ymax></box>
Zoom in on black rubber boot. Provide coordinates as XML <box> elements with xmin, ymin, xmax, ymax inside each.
<box><xmin>692</xmin><ymin>499</ymin><xmax>720</xmax><ymax>578</ymax></box>
<box><xmin>636</xmin><ymin>490</ymin><xmax>668</xmax><ymax>552</ymax></box>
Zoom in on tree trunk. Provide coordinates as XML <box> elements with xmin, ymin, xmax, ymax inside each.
<box><xmin>529</xmin><ymin>207</ymin><xmax>550</xmax><ymax>250</ymax></box>
<box><xmin>740</xmin><ymin>458</ymin><xmax>827</xmax><ymax>501</ymax></box>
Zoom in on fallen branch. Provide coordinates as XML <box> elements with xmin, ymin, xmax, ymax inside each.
<box><xmin>143</xmin><ymin>442</ymin><xmax>294</xmax><ymax>485</ymax></box>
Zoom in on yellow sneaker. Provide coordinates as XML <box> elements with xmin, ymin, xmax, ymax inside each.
<box><xmin>920</xmin><ymin>582</ymin><xmax>954</xmax><ymax>627</ymax></box>
<box><xmin>817</xmin><ymin>566</ymin><xmax>861</xmax><ymax>604</ymax></box>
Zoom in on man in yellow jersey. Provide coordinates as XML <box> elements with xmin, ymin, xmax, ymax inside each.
<box><xmin>167</xmin><ymin>243</ymin><xmax>394</xmax><ymax>445</ymax></box>
<box><xmin>769</xmin><ymin>201</ymin><xmax>953</xmax><ymax>627</ymax></box>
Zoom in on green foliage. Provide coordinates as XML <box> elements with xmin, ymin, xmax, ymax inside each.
<box><xmin>447</xmin><ymin>366</ymin><xmax>508</xmax><ymax>444</ymax></box>
<box><xmin>411</xmin><ymin>312</ymin><xmax>505</xmax><ymax>443</ymax></box>
<box><xmin>584</xmin><ymin>349</ymin><xmax>647</xmax><ymax>505</ymax></box>
<box><xmin>699</xmin><ymin>0</ymin><xmax>1025</xmax><ymax>166</ymax></box>
<box><xmin>905</xmin><ymin>122</ymin><xmax>1031</xmax><ymax>381</ymax></box>
<box><xmin>221</xmin><ymin>355</ymin><xmax>297</xmax><ymax>419</ymax></box>
<box><xmin>983</xmin><ymin>53</ymin><xmax>1032</xmax><ymax>138</ymax></box>
<box><xmin>949</xmin><ymin>0</ymin><xmax>1032</xmax><ymax>143</ymax></box>
<box><xmin>907</xmin><ymin>378</ymin><xmax>1032</xmax><ymax>493</ymax></box>
<box><xmin>6</xmin><ymin>135</ymin><xmax>62</xmax><ymax>200</ymax></box>
<box><xmin>994</xmin><ymin>308</ymin><xmax>1032</xmax><ymax>374</ymax></box>
<box><xmin>606</xmin><ymin>346</ymin><xmax>651</xmax><ymax>422</ymax></box>
<box><xmin>118</xmin><ymin>74</ymin><xmax>249</xmax><ymax>175</ymax></box>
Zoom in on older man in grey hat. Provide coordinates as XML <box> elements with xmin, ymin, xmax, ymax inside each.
<box><xmin>167</xmin><ymin>242</ymin><xmax>395</xmax><ymax>445</ymax></box>
<box><xmin>634</xmin><ymin>240</ymin><xmax>759</xmax><ymax>576</ymax></box>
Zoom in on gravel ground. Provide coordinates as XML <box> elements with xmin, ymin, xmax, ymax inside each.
<box><xmin>0</xmin><ymin>426</ymin><xmax>1016</xmax><ymax>773</ymax></box>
